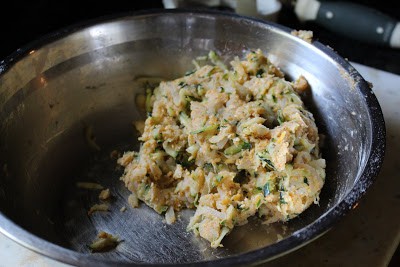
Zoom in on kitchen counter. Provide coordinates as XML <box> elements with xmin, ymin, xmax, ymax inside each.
<box><xmin>0</xmin><ymin>61</ymin><xmax>399</xmax><ymax>267</ymax></box>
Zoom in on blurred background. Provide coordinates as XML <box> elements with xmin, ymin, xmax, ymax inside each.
<box><xmin>0</xmin><ymin>0</ymin><xmax>399</xmax><ymax>74</ymax></box>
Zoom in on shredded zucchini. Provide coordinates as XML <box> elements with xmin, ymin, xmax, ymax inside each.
<box><xmin>118</xmin><ymin>49</ymin><xmax>326</xmax><ymax>248</ymax></box>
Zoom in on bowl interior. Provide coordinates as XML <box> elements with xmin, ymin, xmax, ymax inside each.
<box><xmin>0</xmin><ymin>11</ymin><xmax>377</xmax><ymax>265</ymax></box>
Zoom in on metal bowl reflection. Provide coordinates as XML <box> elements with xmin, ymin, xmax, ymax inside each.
<box><xmin>0</xmin><ymin>9</ymin><xmax>385</xmax><ymax>267</ymax></box>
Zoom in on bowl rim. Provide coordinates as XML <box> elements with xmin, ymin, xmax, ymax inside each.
<box><xmin>0</xmin><ymin>8</ymin><xmax>386</xmax><ymax>267</ymax></box>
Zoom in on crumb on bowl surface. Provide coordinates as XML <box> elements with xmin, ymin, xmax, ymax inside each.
<box><xmin>117</xmin><ymin>49</ymin><xmax>326</xmax><ymax>248</ymax></box>
<box><xmin>76</xmin><ymin>182</ymin><xmax>104</xmax><ymax>190</ymax></box>
<box><xmin>88</xmin><ymin>203</ymin><xmax>109</xmax><ymax>215</ymax></box>
<box><xmin>89</xmin><ymin>231</ymin><xmax>120</xmax><ymax>252</ymax></box>
<box><xmin>99</xmin><ymin>188</ymin><xmax>111</xmax><ymax>200</ymax></box>
<box><xmin>291</xmin><ymin>30</ymin><xmax>313</xmax><ymax>43</ymax></box>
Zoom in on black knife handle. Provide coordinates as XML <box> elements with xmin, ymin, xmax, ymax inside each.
<box><xmin>315</xmin><ymin>1</ymin><xmax>398</xmax><ymax>47</ymax></box>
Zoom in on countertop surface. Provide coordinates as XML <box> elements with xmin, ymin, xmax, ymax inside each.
<box><xmin>0</xmin><ymin>61</ymin><xmax>399</xmax><ymax>267</ymax></box>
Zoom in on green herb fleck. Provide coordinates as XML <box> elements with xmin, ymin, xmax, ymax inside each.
<box><xmin>145</xmin><ymin>88</ymin><xmax>153</xmax><ymax>113</ymax></box>
<box><xmin>225</xmin><ymin>141</ymin><xmax>251</xmax><ymax>155</ymax></box>
<box><xmin>191</xmin><ymin>124</ymin><xmax>219</xmax><ymax>134</ymax></box>
<box><xmin>160</xmin><ymin>205</ymin><xmax>169</xmax><ymax>213</ymax></box>
<box><xmin>203</xmin><ymin>163</ymin><xmax>214</xmax><ymax>172</ymax></box>
<box><xmin>179</xmin><ymin>112</ymin><xmax>190</xmax><ymax>128</ymax></box>
<box><xmin>224</xmin><ymin>144</ymin><xmax>242</xmax><ymax>155</ymax></box>
<box><xmin>178</xmin><ymin>81</ymin><xmax>187</xmax><ymax>88</ymax></box>
<box><xmin>185</xmin><ymin>95</ymin><xmax>202</xmax><ymax>102</ymax></box>
<box><xmin>277</xmin><ymin>110</ymin><xmax>285</xmax><ymax>125</ymax></box>
<box><xmin>253</xmin><ymin>187</ymin><xmax>263</xmax><ymax>194</ymax></box>
<box><xmin>185</xmin><ymin>69</ymin><xmax>196</xmax><ymax>76</ymax></box>
<box><xmin>250</xmin><ymin>52</ymin><xmax>258</xmax><ymax>61</ymax></box>
<box><xmin>279</xmin><ymin>192</ymin><xmax>287</xmax><ymax>204</ymax></box>
<box><xmin>256</xmin><ymin>69</ymin><xmax>264</xmax><ymax>78</ymax></box>
<box><xmin>257</xmin><ymin>152</ymin><xmax>276</xmax><ymax>171</ymax></box>
<box><xmin>237</xmin><ymin>203</ymin><xmax>249</xmax><ymax>212</ymax></box>
<box><xmin>176</xmin><ymin>152</ymin><xmax>195</xmax><ymax>169</ymax></box>
<box><xmin>196</xmin><ymin>84</ymin><xmax>205</xmax><ymax>95</ymax></box>
<box><xmin>304</xmin><ymin>177</ymin><xmax>309</xmax><ymax>185</ymax></box>
<box><xmin>242</xmin><ymin>142</ymin><xmax>252</xmax><ymax>150</ymax></box>
<box><xmin>194</xmin><ymin>193</ymin><xmax>200</xmax><ymax>207</ymax></box>
<box><xmin>144</xmin><ymin>184</ymin><xmax>151</xmax><ymax>194</ymax></box>
<box><xmin>256</xmin><ymin>199</ymin><xmax>262</xmax><ymax>208</ymax></box>
<box><xmin>207</xmin><ymin>67</ymin><xmax>217</xmax><ymax>76</ymax></box>
<box><xmin>263</xmin><ymin>182</ymin><xmax>270</xmax><ymax>197</ymax></box>
<box><xmin>279</xmin><ymin>177</ymin><xmax>286</xmax><ymax>191</ymax></box>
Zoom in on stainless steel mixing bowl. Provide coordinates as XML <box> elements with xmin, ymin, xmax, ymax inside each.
<box><xmin>0</xmin><ymin>9</ymin><xmax>385</xmax><ymax>267</ymax></box>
